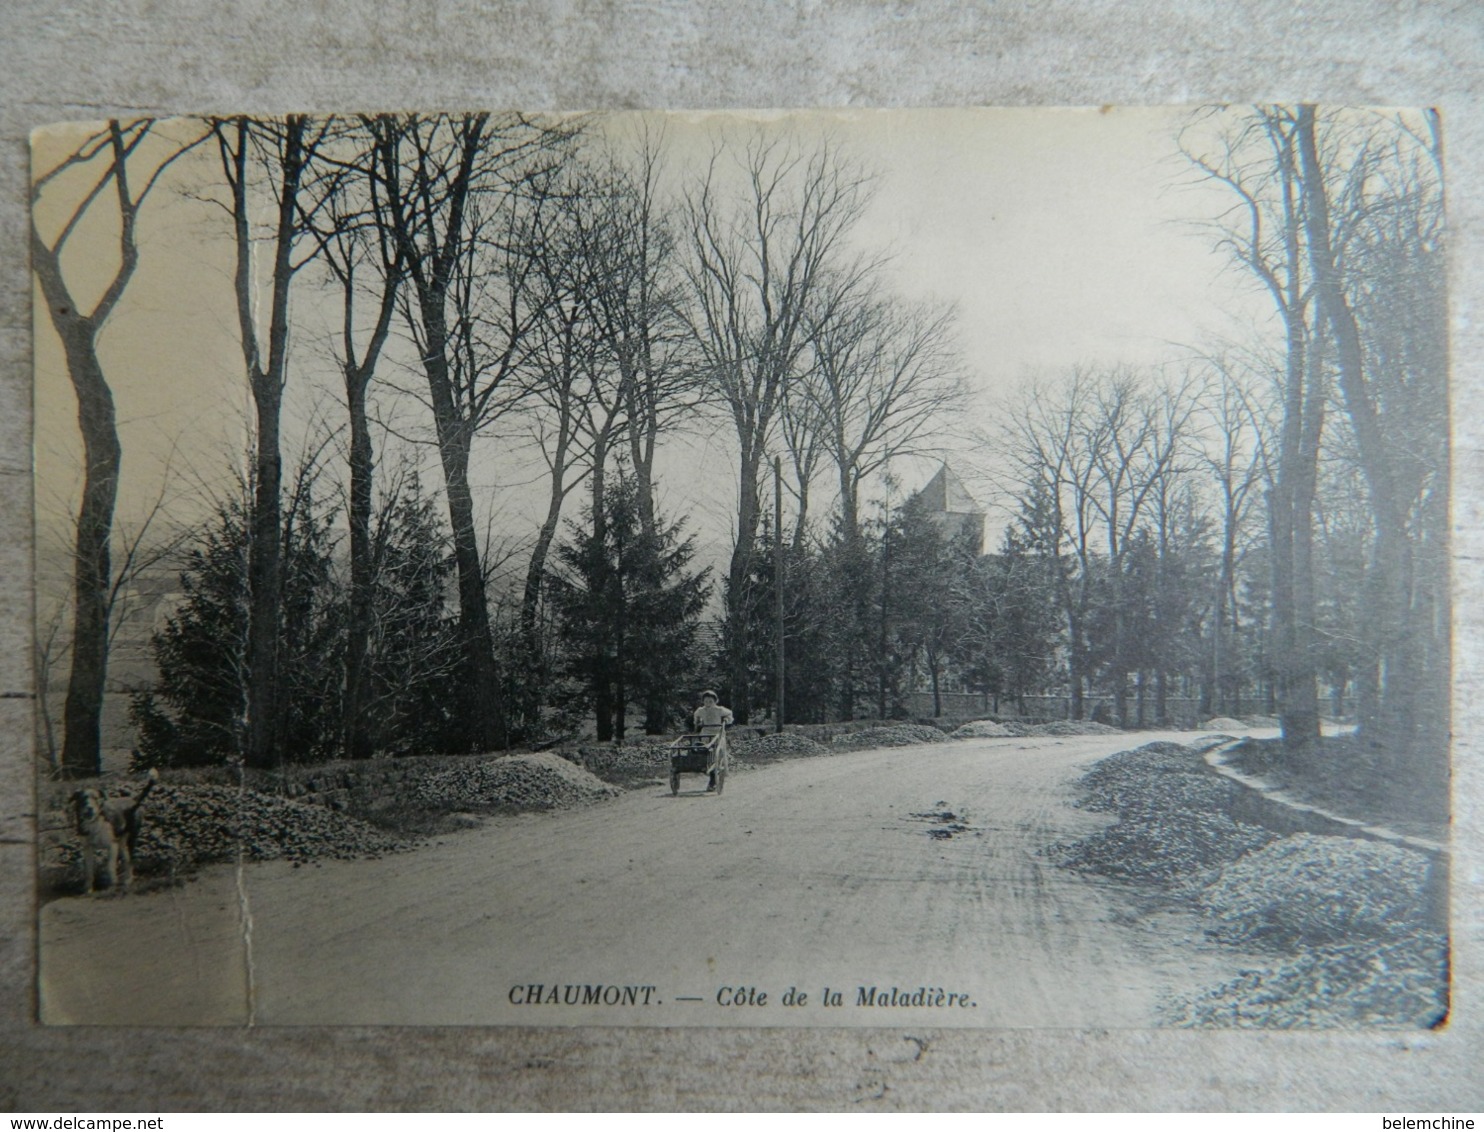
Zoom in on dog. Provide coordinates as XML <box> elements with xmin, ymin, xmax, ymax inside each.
<box><xmin>70</xmin><ymin>768</ymin><xmax>158</xmax><ymax>894</ymax></box>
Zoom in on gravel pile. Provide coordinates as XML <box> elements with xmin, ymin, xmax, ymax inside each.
<box><xmin>732</xmin><ymin>732</ymin><xmax>829</xmax><ymax>761</ymax></box>
<box><xmin>1052</xmin><ymin>810</ymin><xmax>1275</xmax><ymax>890</ymax></box>
<box><xmin>562</xmin><ymin>744</ymin><xmax>672</xmax><ymax>786</ymax></box>
<box><xmin>413</xmin><ymin>752</ymin><xmax>619</xmax><ymax>810</ymax></box>
<box><xmin>47</xmin><ymin>783</ymin><xmax>414</xmax><ymax>877</ymax></box>
<box><xmin>1052</xmin><ymin>740</ymin><xmax>1448</xmax><ymax>1029</ymax></box>
<box><xmin>952</xmin><ymin>720</ymin><xmax>1013</xmax><ymax>738</ymax></box>
<box><xmin>1199</xmin><ymin>833</ymin><xmax>1435</xmax><ymax>947</ymax></box>
<box><xmin>1048</xmin><ymin>741</ymin><xmax>1276</xmax><ymax>890</ymax></box>
<box><xmin>1167</xmin><ymin>929</ymin><xmax>1448</xmax><ymax>1029</ymax></box>
<box><xmin>1201</xmin><ymin>716</ymin><xmax>1248</xmax><ymax>730</ymax></box>
<box><xmin>831</xmin><ymin>724</ymin><xmax>951</xmax><ymax>750</ymax></box>
<box><xmin>1032</xmin><ymin>719</ymin><xmax>1124</xmax><ymax>736</ymax></box>
<box><xmin>1077</xmin><ymin>742</ymin><xmax>1238</xmax><ymax>815</ymax></box>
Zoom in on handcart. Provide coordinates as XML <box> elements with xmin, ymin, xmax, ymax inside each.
<box><xmin>668</xmin><ymin>725</ymin><xmax>729</xmax><ymax>796</ymax></box>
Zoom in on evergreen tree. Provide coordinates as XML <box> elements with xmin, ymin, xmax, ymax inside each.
<box><xmin>549</xmin><ymin>472</ymin><xmax>710</xmax><ymax>740</ymax></box>
<box><xmin>952</xmin><ymin>528</ymin><xmax>1061</xmax><ymax>715</ymax></box>
<box><xmin>130</xmin><ymin>497</ymin><xmax>251</xmax><ymax>768</ymax></box>
<box><xmin>363</xmin><ymin>474</ymin><xmax>463</xmax><ymax>755</ymax></box>
<box><xmin>131</xmin><ymin>467</ymin><xmax>344</xmax><ymax>768</ymax></box>
<box><xmin>887</xmin><ymin>496</ymin><xmax>965</xmax><ymax>718</ymax></box>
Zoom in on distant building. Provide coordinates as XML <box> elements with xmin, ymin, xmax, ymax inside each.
<box><xmin>914</xmin><ymin>463</ymin><xmax>985</xmax><ymax>557</ymax></box>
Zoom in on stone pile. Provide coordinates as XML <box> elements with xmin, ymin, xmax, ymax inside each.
<box><xmin>831</xmin><ymin>723</ymin><xmax>951</xmax><ymax>750</ymax></box>
<box><xmin>1198</xmin><ymin>832</ymin><xmax>1435</xmax><ymax>947</ymax></box>
<box><xmin>1048</xmin><ymin>741</ymin><xmax>1277</xmax><ymax>890</ymax></box>
<box><xmin>561</xmin><ymin>743</ymin><xmax>673</xmax><ymax>787</ymax></box>
<box><xmin>731</xmin><ymin>732</ymin><xmax>828</xmax><ymax>762</ymax></box>
<box><xmin>951</xmin><ymin>720</ymin><xmax>1013</xmax><ymax>738</ymax></box>
<box><xmin>1051</xmin><ymin>739</ymin><xmax>1448</xmax><ymax>1027</ymax></box>
<box><xmin>48</xmin><ymin>782</ymin><xmax>414</xmax><ymax>879</ymax></box>
<box><xmin>412</xmin><ymin>752</ymin><xmax>620</xmax><ymax>810</ymax></box>
<box><xmin>1168</xmin><ymin>929</ymin><xmax>1448</xmax><ymax>1029</ymax></box>
<box><xmin>1030</xmin><ymin>719</ymin><xmax>1123</xmax><ymax>736</ymax></box>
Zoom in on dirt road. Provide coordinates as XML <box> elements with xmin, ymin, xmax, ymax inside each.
<box><xmin>40</xmin><ymin>731</ymin><xmax>1263</xmax><ymax>1027</ymax></box>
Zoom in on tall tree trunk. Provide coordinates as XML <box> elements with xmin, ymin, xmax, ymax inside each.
<box><xmin>792</xmin><ymin>477</ymin><xmax>811</xmax><ymax>550</ymax></box>
<box><xmin>220</xmin><ymin>115</ymin><xmax>311</xmax><ymax>770</ymax></box>
<box><xmin>46</xmin><ymin>311</ymin><xmax>119</xmax><ymax>778</ymax></box>
<box><xmin>343</xmin><ymin>372</ymin><xmax>374</xmax><ymax>760</ymax></box>
<box><xmin>1264</xmin><ymin>135</ymin><xmax>1324</xmax><ymax>755</ymax></box>
<box><xmin>246</xmin><ymin>380</ymin><xmax>284</xmax><ymax>766</ymax></box>
<box><xmin>32</xmin><ymin>120</ymin><xmax>160</xmax><ymax>777</ymax></box>
<box><xmin>1297</xmin><ymin>105</ymin><xmax>1417</xmax><ymax>756</ymax></box>
<box><xmin>418</xmin><ymin>304</ymin><xmax>505</xmax><ymax>751</ymax></box>
<box><xmin>520</xmin><ymin>406</ymin><xmax>573</xmax><ymax>738</ymax></box>
<box><xmin>627</xmin><ymin>404</ymin><xmax>660</xmax><ymax>541</ymax></box>
<box><xmin>522</xmin><ymin>485</ymin><xmax>564</xmax><ymax>648</ymax></box>
<box><xmin>433</xmin><ymin>398</ymin><xmax>504</xmax><ymax>750</ymax></box>
<box><xmin>330</xmin><ymin>136</ymin><xmax>402</xmax><ymax>763</ymax></box>
<box><xmin>727</xmin><ymin>448</ymin><xmax>762</xmax><ymax>723</ymax></box>
<box><xmin>1278</xmin><ymin>337</ymin><xmax>1326</xmax><ymax>751</ymax></box>
<box><xmin>594</xmin><ymin>659</ymin><xmax>614</xmax><ymax>743</ymax></box>
<box><xmin>1067</xmin><ymin>623</ymin><xmax>1085</xmax><ymax>721</ymax></box>
<box><xmin>837</xmin><ymin>455</ymin><xmax>859</xmax><ymax>543</ymax></box>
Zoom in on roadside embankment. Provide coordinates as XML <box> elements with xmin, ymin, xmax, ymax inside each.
<box><xmin>1047</xmin><ymin>737</ymin><xmax>1448</xmax><ymax>1028</ymax></box>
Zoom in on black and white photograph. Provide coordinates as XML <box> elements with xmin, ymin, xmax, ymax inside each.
<box><xmin>31</xmin><ymin>106</ymin><xmax>1450</xmax><ymax>1031</ymax></box>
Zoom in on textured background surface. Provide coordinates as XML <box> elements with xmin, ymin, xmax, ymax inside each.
<box><xmin>1</xmin><ymin>0</ymin><xmax>1480</xmax><ymax>1111</ymax></box>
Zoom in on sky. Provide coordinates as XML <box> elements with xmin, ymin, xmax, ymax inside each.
<box><xmin>32</xmin><ymin>107</ymin><xmax>1275</xmax><ymax>594</ymax></box>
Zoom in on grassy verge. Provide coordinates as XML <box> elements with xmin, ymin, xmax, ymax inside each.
<box><xmin>1225</xmin><ymin>734</ymin><xmax>1449</xmax><ymax>842</ymax></box>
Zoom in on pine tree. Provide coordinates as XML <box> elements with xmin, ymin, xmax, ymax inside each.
<box><xmin>130</xmin><ymin>497</ymin><xmax>251</xmax><ymax>767</ymax></box>
<box><xmin>549</xmin><ymin>472</ymin><xmax>710</xmax><ymax>741</ymax></box>
<box><xmin>363</xmin><ymin>475</ymin><xmax>462</xmax><ymax>755</ymax></box>
<box><xmin>131</xmin><ymin>468</ymin><xmax>344</xmax><ymax>768</ymax></box>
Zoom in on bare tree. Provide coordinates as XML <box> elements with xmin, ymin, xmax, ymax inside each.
<box><xmin>778</xmin><ymin>374</ymin><xmax>828</xmax><ymax>548</ymax></box>
<box><xmin>581</xmin><ymin>131</ymin><xmax>703</xmax><ymax>732</ymax></box>
<box><xmin>32</xmin><ymin>119</ymin><xmax>205</xmax><ymax>776</ymax></box>
<box><xmin>1003</xmin><ymin>369</ymin><xmax>1103</xmax><ymax>720</ymax></box>
<box><xmin>212</xmin><ymin>115</ymin><xmax>336</xmax><ymax>768</ymax></box>
<box><xmin>683</xmin><ymin>133</ymin><xmax>874</xmax><ymax>720</ymax></box>
<box><xmin>1183</xmin><ymin>106</ymin><xmax>1327</xmax><ymax>750</ymax></box>
<box><xmin>1295</xmin><ymin>106</ymin><xmax>1447</xmax><ymax>763</ymax></box>
<box><xmin>506</xmin><ymin>154</ymin><xmax>625</xmax><ymax>736</ymax></box>
<box><xmin>1184</xmin><ymin>104</ymin><xmax>1446</xmax><ymax>762</ymax></box>
<box><xmin>302</xmin><ymin>119</ymin><xmax>406</xmax><ymax>760</ymax></box>
<box><xmin>1192</xmin><ymin>354</ymin><xmax>1270</xmax><ymax>717</ymax></box>
<box><xmin>800</xmin><ymin>282</ymin><xmax>965</xmax><ymax>540</ymax></box>
<box><xmin>1082</xmin><ymin>369</ymin><xmax>1200</xmax><ymax>727</ymax></box>
<box><xmin>370</xmin><ymin>113</ymin><xmax>565</xmax><ymax>750</ymax></box>
<box><xmin>587</xmin><ymin>129</ymin><xmax>700</xmax><ymax>541</ymax></box>
<box><xmin>1003</xmin><ymin>366</ymin><xmax>1200</xmax><ymax>723</ymax></box>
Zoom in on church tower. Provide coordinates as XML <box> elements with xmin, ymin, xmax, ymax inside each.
<box><xmin>915</xmin><ymin>462</ymin><xmax>985</xmax><ymax>556</ymax></box>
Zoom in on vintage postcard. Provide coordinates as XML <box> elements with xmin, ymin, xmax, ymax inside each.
<box><xmin>32</xmin><ymin>107</ymin><xmax>1449</xmax><ymax>1028</ymax></box>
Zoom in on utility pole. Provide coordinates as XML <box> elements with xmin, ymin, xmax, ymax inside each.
<box><xmin>877</xmin><ymin>479</ymin><xmax>894</xmax><ymax>721</ymax></box>
<box><xmin>775</xmin><ymin>456</ymin><xmax>785</xmax><ymax>733</ymax></box>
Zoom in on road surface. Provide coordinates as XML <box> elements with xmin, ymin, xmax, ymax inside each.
<box><xmin>40</xmin><ymin>730</ymin><xmax>1263</xmax><ymax>1027</ymax></box>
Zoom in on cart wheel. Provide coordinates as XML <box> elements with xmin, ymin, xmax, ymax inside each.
<box><xmin>670</xmin><ymin>771</ymin><xmax>679</xmax><ymax>796</ymax></box>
